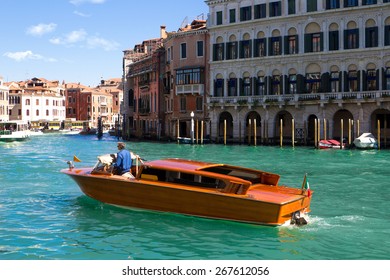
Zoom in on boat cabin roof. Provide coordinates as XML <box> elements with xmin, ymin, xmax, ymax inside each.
<box><xmin>146</xmin><ymin>158</ymin><xmax>221</xmax><ymax>172</ymax></box>
<box><xmin>144</xmin><ymin>158</ymin><xmax>278</xmax><ymax>184</ymax></box>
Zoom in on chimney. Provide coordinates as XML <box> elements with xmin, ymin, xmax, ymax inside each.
<box><xmin>160</xmin><ymin>25</ymin><xmax>167</xmax><ymax>39</ymax></box>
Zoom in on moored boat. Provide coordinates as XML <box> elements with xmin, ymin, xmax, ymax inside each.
<box><xmin>61</xmin><ymin>155</ymin><xmax>312</xmax><ymax>226</ymax></box>
<box><xmin>0</xmin><ymin>121</ymin><xmax>30</xmax><ymax>142</ymax></box>
<box><xmin>353</xmin><ymin>133</ymin><xmax>378</xmax><ymax>149</ymax></box>
<box><xmin>318</xmin><ymin>139</ymin><xmax>344</xmax><ymax>149</ymax></box>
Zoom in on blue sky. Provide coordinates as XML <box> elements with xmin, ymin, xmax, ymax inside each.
<box><xmin>0</xmin><ymin>0</ymin><xmax>208</xmax><ymax>87</ymax></box>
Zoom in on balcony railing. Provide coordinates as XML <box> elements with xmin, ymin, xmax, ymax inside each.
<box><xmin>207</xmin><ymin>90</ymin><xmax>390</xmax><ymax>108</ymax></box>
<box><xmin>176</xmin><ymin>84</ymin><xmax>204</xmax><ymax>95</ymax></box>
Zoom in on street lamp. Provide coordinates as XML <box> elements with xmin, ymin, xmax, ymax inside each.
<box><xmin>190</xmin><ymin>111</ymin><xmax>194</xmax><ymax>145</ymax></box>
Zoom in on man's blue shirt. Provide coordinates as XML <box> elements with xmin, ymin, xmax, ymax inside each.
<box><xmin>114</xmin><ymin>149</ymin><xmax>132</xmax><ymax>174</ymax></box>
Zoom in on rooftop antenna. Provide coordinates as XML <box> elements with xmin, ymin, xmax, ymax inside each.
<box><xmin>180</xmin><ymin>16</ymin><xmax>188</xmax><ymax>30</ymax></box>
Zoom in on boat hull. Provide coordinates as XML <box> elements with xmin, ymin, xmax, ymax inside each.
<box><xmin>63</xmin><ymin>168</ymin><xmax>311</xmax><ymax>226</ymax></box>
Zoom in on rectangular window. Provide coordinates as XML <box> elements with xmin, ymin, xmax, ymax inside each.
<box><xmin>180</xmin><ymin>97</ymin><xmax>186</xmax><ymax>112</ymax></box>
<box><xmin>365</xmin><ymin>27</ymin><xmax>378</xmax><ymax>48</ymax></box>
<box><xmin>180</xmin><ymin>43</ymin><xmax>187</xmax><ymax>59</ymax></box>
<box><xmin>213</xmin><ymin>43</ymin><xmax>224</xmax><ymax>61</ymax></box>
<box><xmin>270</xmin><ymin>37</ymin><xmax>281</xmax><ymax>56</ymax></box>
<box><xmin>362</xmin><ymin>0</ymin><xmax>377</xmax><ymax>5</ymax></box>
<box><xmin>312</xmin><ymin>33</ymin><xmax>321</xmax><ymax>52</ymax></box>
<box><xmin>226</xmin><ymin>42</ymin><xmax>237</xmax><ymax>60</ymax></box>
<box><xmin>243</xmin><ymin>78</ymin><xmax>251</xmax><ymax>96</ymax></box>
<box><xmin>216</xmin><ymin>11</ymin><xmax>223</xmax><ymax>25</ymax></box>
<box><xmin>215</xmin><ymin>79</ymin><xmax>224</xmax><ymax>97</ymax></box>
<box><xmin>344</xmin><ymin>0</ymin><xmax>358</xmax><ymax>7</ymax></box>
<box><xmin>367</xmin><ymin>69</ymin><xmax>377</xmax><ymax>90</ymax></box>
<box><xmin>272</xmin><ymin>75</ymin><xmax>281</xmax><ymax>95</ymax></box>
<box><xmin>345</xmin><ymin>29</ymin><xmax>359</xmax><ymax>49</ymax></box>
<box><xmin>385</xmin><ymin>68</ymin><xmax>390</xmax><ymax>90</ymax></box>
<box><xmin>286</xmin><ymin>35</ymin><xmax>298</xmax><ymax>54</ymax></box>
<box><xmin>254</xmin><ymin>39</ymin><xmax>266</xmax><ymax>57</ymax></box>
<box><xmin>240</xmin><ymin>6</ymin><xmax>251</xmax><ymax>21</ymax></box>
<box><xmin>288</xmin><ymin>0</ymin><xmax>296</xmax><ymax>15</ymax></box>
<box><xmin>348</xmin><ymin>71</ymin><xmax>358</xmax><ymax>91</ymax></box>
<box><xmin>270</xmin><ymin>1</ymin><xmax>281</xmax><ymax>17</ymax></box>
<box><xmin>229</xmin><ymin>9</ymin><xmax>236</xmax><ymax>23</ymax></box>
<box><xmin>326</xmin><ymin>0</ymin><xmax>340</xmax><ymax>9</ymax></box>
<box><xmin>36</xmin><ymin>99</ymin><xmax>39</xmax><ymax>105</ymax></box>
<box><xmin>256</xmin><ymin>76</ymin><xmax>265</xmax><ymax>95</ymax></box>
<box><xmin>305</xmin><ymin>73</ymin><xmax>321</xmax><ymax>93</ymax></box>
<box><xmin>197</xmin><ymin>41</ymin><xmax>204</xmax><ymax>57</ymax></box>
<box><xmin>331</xmin><ymin>72</ymin><xmax>340</xmax><ymax>92</ymax></box>
<box><xmin>176</xmin><ymin>68</ymin><xmax>203</xmax><ymax>85</ymax></box>
<box><xmin>196</xmin><ymin>97</ymin><xmax>203</xmax><ymax>111</ymax></box>
<box><xmin>228</xmin><ymin>78</ymin><xmax>237</xmax><ymax>96</ymax></box>
<box><xmin>289</xmin><ymin>75</ymin><xmax>297</xmax><ymax>94</ymax></box>
<box><xmin>254</xmin><ymin>4</ymin><xmax>266</xmax><ymax>19</ymax></box>
<box><xmin>305</xmin><ymin>33</ymin><xmax>323</xmax><ymax>52</ymax></box>
<box><xmin>240</xmin><ymin>40</ymin><xmax>252</xmax><ymax>58</ymax></box>
<box><xmin>307</xmin><ymin>0</ymin><xmax>317</xmax><ymax>12</ymax></box>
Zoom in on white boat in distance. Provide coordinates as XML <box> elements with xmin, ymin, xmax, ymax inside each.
<box><xmin>0</xmin><ymin>121</ymin><xmax>30</xmax><ymax>142</ymax></box>
<box><xmin>353</xmin><ymin>133</ymin><xmax>378</xmax><ymax>149</ymax></box>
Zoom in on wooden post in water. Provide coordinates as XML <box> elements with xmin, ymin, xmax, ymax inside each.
<box><xmin>201</xmin><ymin>121</ymin><xmax>204</xmax><ymax>144</ymax></box>
<box><xmin>248</xmin><ymin>119</ymin><xmax>251</xmax><ymax>145</ymax></box>
<box><xmin>377</xmin><ymin>119</ymin><xmax>381</xmax><ymax>150</ymax></box>
<box><xmin>254</xmin><ymin>119</ymin><xmax>257</xmax><ymax>146</ymax></box>
<box><xmin>177</xmin><ymin>119</ymin><xmax>180</xmax><ymax>144</ymax></box>
<box><xmin>292</xmin><ymin>118</ymin><xmax>295</xmax><ymax>148</ymax></box>
<box><xmin>196</xmin><ymin>120</ymin><xmax>199</xmax><ymax>144</ymax></box>
<box><xmin>317</xmin><ymin>118</ymin><xmax>321</xmax><ymax>145</ymax></box>
<box><xmin>324</xmin><ymin>119</ymin><xmax>327</xmax><ymax>140</ymax></box>
<box><xmin>314</xmin><ymin>119</ymin><xmax>317</xmax><ymax>148</ymax></box>
<box><xmin>357</xmin><ymin>119</ymin><xmax>360</xmax><ymax>138</ymax></box>
<box><xmin>340</xmin><ymin>119</ymin><xmax>344</xmax><ymax>150</ymax></box>
<box><xmin>224</xmin><ymin>119</ymin><xmax>227</xmax><ymax>145</ymax></box>
<box><xmin>280</xmin><ymin>118</ymin><xmax>283</xmax><ymax>147</ymax></box>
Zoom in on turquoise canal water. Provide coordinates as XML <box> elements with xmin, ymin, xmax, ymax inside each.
<box><xmin>0</xmin><ymin>134</ymin><xmax>389</xmax><ymax>260</ymax></box>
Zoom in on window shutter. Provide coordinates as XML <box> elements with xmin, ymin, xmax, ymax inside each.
<box><xmin>320</xmin><ymin>32</ymin><xmax>324</xmax><ymax>51</ymax></box>
<box><xmin>360</xmin><ymin>70</ymin><xmax>364</xmax><ymax>91</ymax></box>
<box><xmin>376</xmin><ymin>69</ymin><xmax>380</xmax><ymax>90</ymax></box>
<box><xmin>282</xmin><ymin>36</ymin><xmax>290</xmax><ymax>54</ymax></box>
<box><xmin>321</xmin><ymin>73</ymin><xmax>330</xmax><ymax>93</ymax></box>
<box><xmin>343</xmin><ymin>30</ymin><xmax>348</xmax><ymax>49</ymax></box>
<box><xmin>304</xmin><ymin>34</ymin><xmax>311</xmax><ymax>53</ymax></box>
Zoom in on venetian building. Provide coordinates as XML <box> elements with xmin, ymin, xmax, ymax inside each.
<box><xmin>163</xmin><ymin>19</ymin><xmax>209</xmax><ymax>141</ymax></box>
<box><xmin>205</xmin><ymin>0</ymin><xmax>390</xmax><ymax>145</ymax></box>
<box><xmin>7</xmin><ymin>78</ymin><xmax>66</xmax><ymax>125</ymax></box>
<box><xmin>122</xmin><ymin>35</ymin><xmax>165</xmax><ymax>140</ymax></box>
<box><xmin>0</xmin><ymin>76</ymin><xmax>9</xmax><ymax>121</ymax></box>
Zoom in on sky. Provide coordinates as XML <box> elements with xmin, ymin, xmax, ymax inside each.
<box><xmin>0</xmin><ymin>0</ymin><xmax>208</xmax><ymax>87</ymax></box>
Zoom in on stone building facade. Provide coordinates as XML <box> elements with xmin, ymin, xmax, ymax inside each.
<box><xmin>205</xmin><ymin>0</ymin><xmax>390</xmax><ymax>145</ymax></box>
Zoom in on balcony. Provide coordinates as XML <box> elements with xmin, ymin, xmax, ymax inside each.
<box><xmin>176</xmin><ymin>84</ymin><xmax>204</xmax><ymax>95</ymax></box>
<box><xmin>207</xmin><ymin>90</ymin><xmax>390</xmax><ymax>109</ymax></box>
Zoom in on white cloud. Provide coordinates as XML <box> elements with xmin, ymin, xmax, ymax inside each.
<box><xmin>87</xmin><ymin>36</ymin><xmax>120</xmax><ymax>51</ymax></box>
<box><xmin>50</xmin><ymin>29</ymin><xmax>88</xmax><ymax>45</ymax></box>
<box><xmin>26</xmin><ymin>23</ymin><xmax>57</xmax><ymax>36</ymax></box>
<box><xmin>73</xmin><ymin>10</ymin><xmax>91</xmax><ymax>17</ymax></box>
<box><xmin>3</xmin><ymin>51</ymin><xmax>57</xmax><ymax>62</ymax></box>
<box><xmin>69</xmin><ymin>0</ymin><xmax>106</xmax><ymax>5</ymax></box>
<box><xmin>50</xmin><ymin>29</ymin><xmax>119</xmax><ymax>51</ymax></box>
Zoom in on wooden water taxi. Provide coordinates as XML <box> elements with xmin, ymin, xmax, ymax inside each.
<box><xmin>61</xmin><ymin>155</ymin><xmax>312</xmax><ymax>226</ymax></box>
